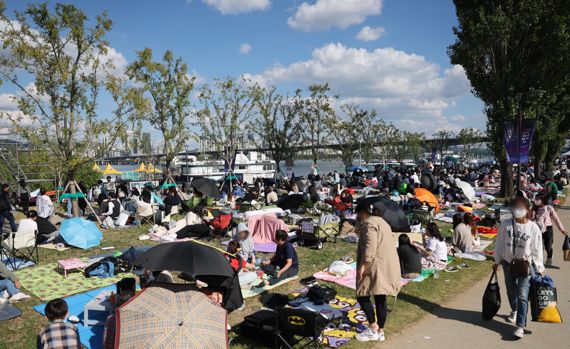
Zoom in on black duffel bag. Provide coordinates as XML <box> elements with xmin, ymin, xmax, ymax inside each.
<box><xmin>307</xmin><ymin>285</ymin><xmax>337</xmax><ymax>305</ymax></box>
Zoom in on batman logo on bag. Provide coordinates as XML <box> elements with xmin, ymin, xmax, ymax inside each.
<box><xmin>288</xmin><ymin>316</ymin><xmax>306</xmax><ymax>326</ymax></box>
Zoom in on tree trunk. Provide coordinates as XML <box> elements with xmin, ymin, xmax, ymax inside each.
<box><xmin>68</xmin><ymin>175</ymin><xmax>80</xmax><ymax>217</ymax></box>
<box><xmin>499</xmin><ymin>158</ymin><xmax>514</xmax><ymax>198</ymax></box>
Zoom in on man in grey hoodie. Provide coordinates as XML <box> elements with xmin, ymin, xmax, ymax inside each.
<box><xmin>235</xmin><ymin>223</ymin><xmax>256</xmax><ymax>265</ymax></box>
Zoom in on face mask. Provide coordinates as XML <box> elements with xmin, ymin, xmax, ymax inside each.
<box><xmin>512</xmin><ymin>208</ymin><xmax>527</xmax><ymax>219</ymax></box>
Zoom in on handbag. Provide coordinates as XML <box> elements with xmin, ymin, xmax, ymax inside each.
<box><xmin>509</xmin><ymin>219</ymin><xmax>531</xmax><ymax>277</ymax></box>
<box><xmin>482</xmin><ymin>270</ymin><xmax>501</xmax><ymax>320</ymax></box>
<box><xmin>562</xmin><ymin>235</ymin><xmax>570</xmax><ymax>262</ymax></box>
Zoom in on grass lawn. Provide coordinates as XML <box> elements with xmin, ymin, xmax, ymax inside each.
<box><xmin>0</xmin><ymin>218</ymin><xmax>493</xmax><ymax>349</ymax></box>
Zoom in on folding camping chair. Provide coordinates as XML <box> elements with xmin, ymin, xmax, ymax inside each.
<box><xmin>1</xmin><ymin>224</ymin><xmax>39</xmax><ymax>270</ymax></box>
<box><xmin>297</xmin><ymin>221</ymin><xmax>339</xmax><ymax>250</ymax></box>
<box><xmin>275</xmin><ymin>307</ymin><xmax>328</xmax><ymax>349</ymax></box>
<box><xmin>209</xmin><ymin>212</ymin><xmax>235</xmax><ymax>238</ymax></box>
<box><xmin>411</xmin><ymin>207</ymin><xmax>434</xmax><ymax>226</ymax></box>
<box><xmin>136</xmin><ymin>202</ymin><xmax>157</xmax><ymax>225</ymax></box>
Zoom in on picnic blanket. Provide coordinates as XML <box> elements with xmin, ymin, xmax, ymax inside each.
<box><xmin>15</xmin><ymin>260</ymin><xmax>135</xmax><ymax>301</ymax></box>
<box><xmin>313</xmin><ymin>261</ymin><xmax>426</xmax><ymax>290</ymax></box>
<box><xmin>287</xmin><ymin>289</ymin><xmax>377</xmax><ymax>348</ymax></box>
<box><xmin>34</xmin><ymin>285</ymin><xmax>117</xmax><ymax>349</ymax></box>
<box><xmin>248</xmin><ymin>214</ymin><xmax>289</xmax><ymax>244</ymax></box>
<box><xmin>38</xmin><ymin>243</ymin><xmax>70</xmax><ymax>251</ymax></box>
<box><xmin>221</xmin><ymin>240</ymin><xmax>277</xmax><ymax>253</ymax></box>
<box><xmin>1</xmin><ymin>256</ymin><xmax>35</xmax><ymax>271</ymax></box>
<box><xmin>241</xmin><ymin>275</ymin><xmax>299</xmax><ymax>299</ymax></box>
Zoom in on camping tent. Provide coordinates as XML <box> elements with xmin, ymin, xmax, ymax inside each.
<box><xmin>59</xmin><ymin>218</ymin><xmax>103</xmax><ymax>249</ymax></box>
<box><xmin>414</xmin><ymin>188</ymin><xmax>440</xmax><ymax>213</ymax></box>
<box><xmin>134</xmin><ymin>163</ymin><xmax>147</xmax><ymax>172</ymax></box>
<box><xmin>102</xmin><ymin>163</ymin><xmax>122</xmax><ymax>175</ymax></box>
<box><xmin>248</xmin><ymin>214</ymin><xmax>289</xmax><ymax>244</ymax></box>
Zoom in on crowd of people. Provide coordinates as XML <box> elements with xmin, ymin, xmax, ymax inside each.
<box><xmin>1</xmin><ymin>156</ymin><xmax>569</xmax><ymax>347</ymax></box>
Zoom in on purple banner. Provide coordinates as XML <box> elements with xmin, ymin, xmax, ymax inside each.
<box><xmin>503</xmin><ymin>120</ymin><xmax>536</xmax><ymax>164</ymax></box>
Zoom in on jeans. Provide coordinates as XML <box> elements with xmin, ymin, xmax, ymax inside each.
<box><xmin>543</xmin><ymin>226</ymin><xmax>554</xmax><ymax>259</ymax></box>
<box><xmin>0</xmin><ymin>211</ymin><xmax>17</xmax><ymax>232</ymax></box>
<box><xmin>0</xmin><ymin>279</ymin><xmax>19</xmax><ymax>296</ymax></box>
<box><xmin>357</xmin><ymin>294</ymin><xmax>388</xmax><ymax>328</ymax></box>
<box><xmin>502</xmin><ymin>262</ymin><xmax>532</xmax><ymax>328</ymax></box>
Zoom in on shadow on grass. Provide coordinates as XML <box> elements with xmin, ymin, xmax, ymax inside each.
<box><xmin>398</xmin><ymin>293</ymin><xmax>520</xmax><ymax>342</ymax></box>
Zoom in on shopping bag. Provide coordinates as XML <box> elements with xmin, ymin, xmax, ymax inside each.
<box><xmin>482</xmin><ymin>270</ymin><xmax>501</xmax><ymax>320</ymax></box>
<box><xmin>530</xmin><ymin>277</ymin><xmax>562</xmax><ymax>323</ymax></box>
<box><xmin>562</xmin><ymin>236</ymin><xmax>570</xmax><ymax>262</ymax></box>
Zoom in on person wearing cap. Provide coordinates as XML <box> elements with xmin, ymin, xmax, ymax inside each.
<box><xmin>235</xmin><ymin>223</ymin><xmax>256</xmax><ymax>265</ymax></box>
<box><xmin>354</xmin><ymin>203</ymin><xmax>401</xmax><ymax>343</ymax></box>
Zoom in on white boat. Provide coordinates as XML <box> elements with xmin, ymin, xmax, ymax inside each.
<box><xmin>174</xmin><ymin>151</ymin><xmax>276</xmax><ymax>183</ymax></box>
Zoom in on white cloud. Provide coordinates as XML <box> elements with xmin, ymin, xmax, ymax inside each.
<box><xmin>356</xmin><ymin>26</ymin><xmax>386</xmax><ymax>41</ymax></box>
<box><xmin>202</xmin><ymin>0</ymin><xmax>271</xmax><ymax>15</ymax></box>
<box><xmin>0</xmin><ymin>93</ymin><xmax>18</xmax><ymax>111</ymax></box>
<box><xmin>239</xmin><ymin>43</ymin><xmax>252</xmax><ymax>55</ymax></box>
<box><xmin>288</xmin><ymin>0</ymin><xmax>382</xmax><ymax>32</ymax></box>
<box><xmin>248</xmin><ymin>43</ymin><xmax>474</xmax><ymax>130</ymax></box>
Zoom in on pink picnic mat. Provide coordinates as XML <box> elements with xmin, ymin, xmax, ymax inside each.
<box><xmin>314</xmin><ymin>269</ymin><xmax>412</xmax><ymax>290</ymax></box>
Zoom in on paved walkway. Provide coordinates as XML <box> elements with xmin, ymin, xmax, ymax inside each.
<box><xmin>387</xmin><ymin>205</ymin><xmax>570</xmax><ymax>349</ymax></box>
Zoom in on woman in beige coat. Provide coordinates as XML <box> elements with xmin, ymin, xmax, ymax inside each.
<box><xmin>355</xmin><ymin>204</ymin><xmax>402</xmax><ymax>342</ymax></box>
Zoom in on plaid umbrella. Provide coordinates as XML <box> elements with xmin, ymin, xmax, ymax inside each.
<box><xmin>116</xmin><ymin>283</ymin><xmax>227</xmax><ymax>348</ymax></box>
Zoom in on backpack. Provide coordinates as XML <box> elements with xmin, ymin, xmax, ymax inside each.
<box><xmin>307</xmin><ymin>285</ymin><xmax>337</xmax><ymax>305</ymax></box>
<box><xmin>84</xmin><ymin>257</ymin><xmax>117</xmax><ymax>278</ymax></box>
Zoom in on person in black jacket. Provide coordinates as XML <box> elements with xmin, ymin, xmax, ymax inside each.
<box><xmin>162</xmin><ymin>187</ymin><xmax>181</xmax><ymax>215</ymax></box>
<box><xmin>0</xmin><ymin>184</ymin><xmax>17</xmax><ymax>232</ymax></box>
<box><xmin>397</xmin><ymin>234</ymin><xmax>422</xmax><ymax>279</ymax></box>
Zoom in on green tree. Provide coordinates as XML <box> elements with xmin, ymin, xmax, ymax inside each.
<box><xmin>449</xmin><ymin>0</ymin><xmax>570</xmax><ymax>197</ymax></box>
<box><xmin>251</xmin><ymin>87</ymin><xmax>305</xmax><ymax>174</ymax></box>
<box><xmin>126</xmin><ymin>48</ymin><xmax>194</xmax><ymax>175</ymax></box>
<box><xmin>324</xmin><ymin>103</ymin><xmax>381</xmax><ymax>167</ymax></box>
<box><xmin>195</xmin><ymin>77</ymin><xmax>258</xmax><ymax>180</ymax></box>
<box><xmin>0</xmin><ymin>3</ymin><xmax>141</xmax><ymax>216</ymax></box>
<box><xmin>300</xmin><ymin>84</ymin><xmax>337</xmax><ymax>165</ymax></box>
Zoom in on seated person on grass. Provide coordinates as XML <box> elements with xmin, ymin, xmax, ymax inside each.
<box><xmin>234</xmin><ymin>223</ymin><xmax>256</xmax><ymax>265</ymax></box>
<box><xmin>37</xmin><ymin>298</ymin><xmax>81</xmax><ymax>349</ymax></box>
<box><xmin>261</xmin><ymin>230</ymin><xmax>298</xmax><ymax>286</ymax></box>
<box><xmin>0</xmin><ymin>261</ymin><xmax>31</xmax><ymax>303</ymax></box>
<box><xmin>397</xmin><ymin>234</ymin><xmax>422</xmax><ymax>279</ymax></box>
<box><xmin>226</xmin><ymin>241</ymin><xmax>258</xmax><ymax>288</ymax></box>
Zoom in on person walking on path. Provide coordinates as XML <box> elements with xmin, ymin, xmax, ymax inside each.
<box><xmin>493</xmin><ymin>196</ymin><xmax>544</xmax><ymax>339</ymax></box>
<box><xmin>354</xmin><ymin>204</ymin><xmax>402</xmax><ymax>342</ymax></box>
<box><xmin>532</xmin><ymin>192</ymin><xmax>567</xmax><ymax>266</ymax></box>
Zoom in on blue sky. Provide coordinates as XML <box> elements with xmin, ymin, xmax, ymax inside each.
<box><xmin>1</xmin><ymin>0</ymin><xmax>485</xmax><ymax>140</ymax></box>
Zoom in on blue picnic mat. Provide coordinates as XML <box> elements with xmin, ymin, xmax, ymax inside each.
<box><xmin>1</xmin><ymin>256</ymin><xmax>35</xmax><ymax>270</ymax></box>
<box><xmin>34</xmin><ymin>285</ymin><xmax>116</xmax><ymax>349</ymax></box>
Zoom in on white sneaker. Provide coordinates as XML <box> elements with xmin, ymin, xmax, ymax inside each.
<box><xmin>237</xmin><ymin>302</ymin><xmax>246</xmax><ymax>311</ymax></box>
<box><xmin>8</xmin><ymin>292</ymin><xmax>31</xmax><ymax>303</ymax></box>
<box><xmin>356</xmin><ymin>327</ymin><xmax>379</xmax><ymax>342</ymax></box>
<box><xmin>378</xmin><ymin>332</ymin><xmax>386</xmax><ymax>342</ymax></box>
<box><xmin>513</xmin><ymin>327</ymin><xmax>524</xmax><ymax>339</ymax></box>
<box><xmin>507</xmin><ymin>311</ymin><xmax>517</xmax><ymax>323</ymax></box>
<box><xmin>0</xmin><ymin>290</ymin><xmax>9</xmax><ymax>299</ymax></box>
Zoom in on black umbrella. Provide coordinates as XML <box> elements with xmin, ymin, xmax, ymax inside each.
<box><xmin>357</xmin><ymin>196</ymin><xmax>410</xmax><ymax>232</ymax></box>
<box><xmin>420</xmin><ymin>172</ymin><xmax>437</xmax><ymax>192</ymax></box>
<box><xmin>135</xmin><ymin>241</ymin><xmax>234</xmax><ymax>281</ymax></box>
<box><xmin>192</xmin><ymin>177</ymin><xmax>221</xmax><ymax>198</ymax></box>
<box><xmin>277</xmin><ymin>194</ymin><xmax>305</xmax><ymax>211</ymax></box>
